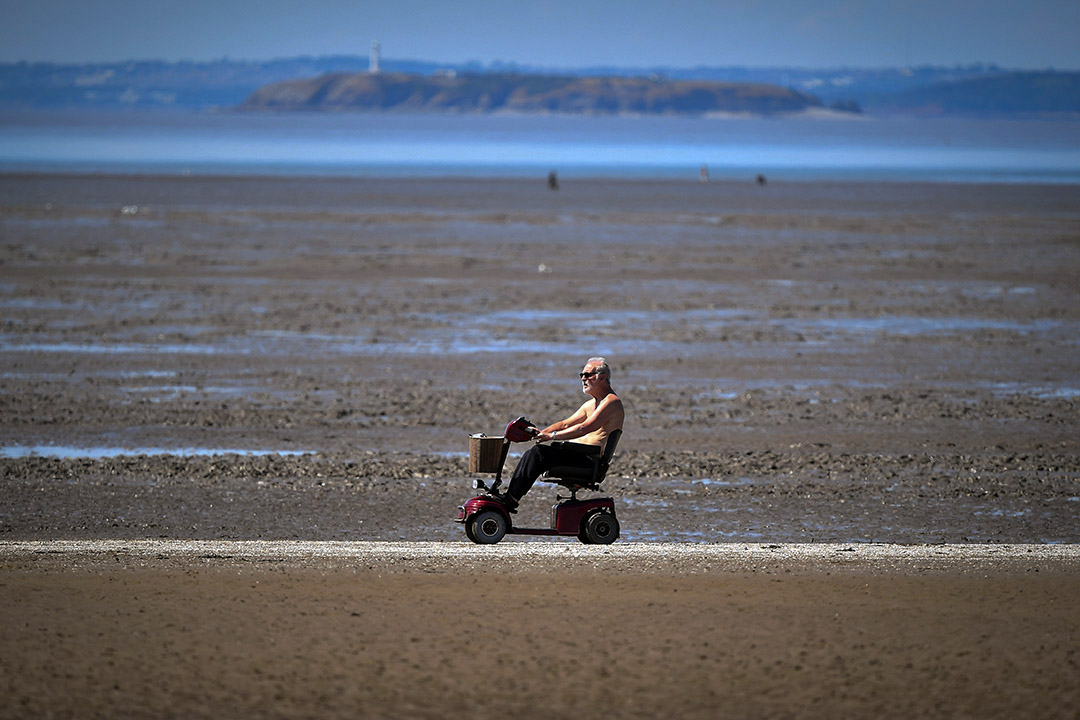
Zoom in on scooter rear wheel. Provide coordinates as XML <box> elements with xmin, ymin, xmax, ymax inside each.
<box><xmin>581</xmin><ymin>511</ymin><xmax>620</xmax><ymax>545</ymax></box>
<box><xmin>468</xmin><ymin>509</ymin><xmax>508</xmax><ymax>544</ymax></box>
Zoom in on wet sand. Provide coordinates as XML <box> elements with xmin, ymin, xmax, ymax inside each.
<box><xmin>1</xmin><ymin>173</ymin><xmax>1079</xmax><ymax>717</ymax></box>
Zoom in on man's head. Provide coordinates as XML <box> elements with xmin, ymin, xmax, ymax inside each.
<box><xmin>580</xmin><ymin>356</ymin><xmax>611</xmax><ymax>394</ymax></box>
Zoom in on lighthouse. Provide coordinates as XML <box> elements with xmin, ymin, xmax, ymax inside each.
<box><xmin>370</xmin><ymin>40</ymin><xmax>381</xmax><ymax>74</ymax></box>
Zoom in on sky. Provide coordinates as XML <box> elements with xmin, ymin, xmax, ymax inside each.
<box><xmin>2</xmin><ymin>0</ymin><xmax>1078</xmax><ymax>70</ymax></box>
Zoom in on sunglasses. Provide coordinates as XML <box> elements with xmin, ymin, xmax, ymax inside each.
<box><xmin>579</xmin><ymin>370</ymin><xmax>600</xmax><ymax>379</ymax></box>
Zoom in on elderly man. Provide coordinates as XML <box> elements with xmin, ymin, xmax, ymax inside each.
<box><xmin>496</xmin><ymin>357</ymin><xmax>624</xmax><ymax>510</ymax></box>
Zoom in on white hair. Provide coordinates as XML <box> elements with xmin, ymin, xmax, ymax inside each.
<box><xmin>587</xmin><ymin>357</ymin><xmax>611</xmax><ymax>380</ymax></box>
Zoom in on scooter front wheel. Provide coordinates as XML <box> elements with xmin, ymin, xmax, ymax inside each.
<box><xmin>467</xmin><ymin>509</ymin><xmax>508</xmax><ymax>544</ymax></box>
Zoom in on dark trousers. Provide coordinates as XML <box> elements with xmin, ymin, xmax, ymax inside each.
<box><xmin>507</xmin><ymin>442</ymin><xmax>599</xmax><ymax>501</ymax></box>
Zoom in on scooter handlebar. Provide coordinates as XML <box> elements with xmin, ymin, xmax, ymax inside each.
<box><xmin>504</xmin><ymin>416</ymin><xmax>539</xmax><ymax>442</ymax></box>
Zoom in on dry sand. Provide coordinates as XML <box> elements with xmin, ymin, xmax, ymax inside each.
<box><xmin>2</xmin><ymin>541</ymin><xmax>1079</xmax><ymax>719</ymax></box>
<box><xmin>2</xmin><ymin>173</ymin><xmax>1079</xmax><ymax>717</ymax></box>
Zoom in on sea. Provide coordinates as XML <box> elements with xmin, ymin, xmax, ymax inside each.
<box><xmin>2</xmin><ymin>109</ymin><xmax>1079</xmax><ymax>184</ymax></box>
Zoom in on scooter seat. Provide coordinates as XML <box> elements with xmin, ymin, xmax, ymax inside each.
<box><xmin>540</xmin><ymin>429</ymin><xmax>622</xmax><ymax>489</ymax></box>
<box><xmin>546</xmin><ymin>465</ymin><xmax>599</xmax><ymax>487</ymax></box>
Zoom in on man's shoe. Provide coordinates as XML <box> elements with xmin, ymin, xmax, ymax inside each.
<box><xmin>488</xmin><ymin>490</ymin><xmax>519</xmax><ymax>513</ymax></box>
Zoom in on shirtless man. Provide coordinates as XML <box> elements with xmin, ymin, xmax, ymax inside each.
<box><xmin>498</xmin><ymin>357</ymin><xmax>625</xmax><ymax>510</ymax></box>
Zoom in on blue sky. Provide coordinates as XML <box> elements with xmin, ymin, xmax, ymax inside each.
<box><xmin>3</xmin><ymin>0</ymin><xmax>1078</xmax><ymax>69</ymax></box>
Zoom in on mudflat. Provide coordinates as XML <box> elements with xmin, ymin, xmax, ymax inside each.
<box><xmin>1</xmin><ymin>173</ymin><xmax>1077</xmax><ymax>542</ymax></box>
<box><xmin>1</xmin><ymin>173</ymin><xmax>1078</xmax><ymax>717</ymax></box>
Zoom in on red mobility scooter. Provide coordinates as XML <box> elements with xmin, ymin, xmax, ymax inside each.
<box><xmin>456</xmin><ymin>417</ymin><xmax>622</xmax><ymax>545</ymax></box>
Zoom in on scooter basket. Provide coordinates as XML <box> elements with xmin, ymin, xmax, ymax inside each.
<box><xmin>469</xmin><ymin>435</ymin><xmax>504</xmax><ymax>473</ymax></box>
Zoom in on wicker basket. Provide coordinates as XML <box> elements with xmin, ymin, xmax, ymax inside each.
<box><xmin>469</xmin><ymin>435</ymin><xmax>504</xmax><ymax>473</ymax></box>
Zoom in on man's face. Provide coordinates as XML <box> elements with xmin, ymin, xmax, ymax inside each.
<box><xmin>580</xmin><ymin>364</ymin><xmax>602</xmax><ymax>393</ymax></box>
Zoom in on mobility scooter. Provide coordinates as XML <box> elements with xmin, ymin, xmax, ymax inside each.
<box><xmin>456</xmin><ymin>417</ymin><xmax>622</xmax><ymax>544</ymax></box>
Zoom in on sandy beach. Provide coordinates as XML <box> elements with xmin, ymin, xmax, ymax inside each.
<box><xmin>2</xmin><ymin>541</ymin><xmax>1079</xmax><ymax>719</ymax></box>
<box><xmin>2</xmin><ymin>173</ymin><xmax>1079</xmax><ymax>716</ymax></box>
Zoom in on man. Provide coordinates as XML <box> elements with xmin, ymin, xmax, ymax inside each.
<box><xmin>496</xmin><ymin>357</ymin><xmax>624</xmax><ymax>510</ymax></box>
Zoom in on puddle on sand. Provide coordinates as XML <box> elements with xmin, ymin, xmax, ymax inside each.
<box><xmin>620</xmin><ymin>526</ymin><xmax>772</xmax><ymax>542</ymax></box>
<box><xmin>0</xmin><ymin>341</ymin><xmax>228</xmax><ymax>356</ymax></box>
<box><xmin>986</xmin><ymin>382</ymin><xmax>1080</xmax><ymax>400</ymax></box>
<box><xmin>2</xmin><ymin>307</ymin><xmax>1074</xmax><ymax>362</ymax></box>
<box><xmin>773</xmin><ymin>315</ymin><xmax>1071</xmax><ymax>337</ymax></box>
<box><xmin>2</xmin><ymin>370</ymin><xmax>182</xmax><ymax>381</ymax></box>
<box><xmin>1</xmin><ymin>446</ymin><xmax>313</xmax><ymax>459</ymax></box>
<box><xmin>118</xmin><ymin>383</ymin><xmax>277</xmax><ymax>401</ymax></box>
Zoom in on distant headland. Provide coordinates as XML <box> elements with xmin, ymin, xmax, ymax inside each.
<box><xmin>238</xmin><ymin>71</ymin><xmax>845</xmax><ymax>116</ymax></box>
<box><xmin>1</xmin><ymin>57</ymin><xmax>1076</xmax><ymax>117</ymax></box>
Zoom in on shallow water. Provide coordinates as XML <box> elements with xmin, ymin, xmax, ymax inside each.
<box><xmin>2</xmin><ymin>309</ymin><xmax>1073</xmax><ymax>360</ymax></box>
<box><xmin>0</xmin><ymin>445</ymin><xmax>313</xmax><ymax>459</ymax></box>
<box><xmin>4</xmin><ymin>111</ymin><xmax>1080</xmax><ymax>183</ymax></box>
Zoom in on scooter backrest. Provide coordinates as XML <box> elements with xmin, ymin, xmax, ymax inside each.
<box><xmin>596</xmin><ymin>429</ymin><xmax>623</xmax><ymax>481</ymax></box>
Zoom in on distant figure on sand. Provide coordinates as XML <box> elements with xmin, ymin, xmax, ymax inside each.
<box><xmin>548</xmin><ymin>170</ymin><xmax>559</xmax><ymax>191</ymax></box>
<box><xmin>699</xmin><ymin>165</ymin><xmax>709</xmax><ymax>183</ymax></box>
<box><xmin>492</xmin><ymin>357</ymin><xmax>624</xmax><ymax>510</ymax></box>
<box><xmin>756</xmin><ymin>174</ymin><xmax>767</xmax><ymax>186</ymax></box>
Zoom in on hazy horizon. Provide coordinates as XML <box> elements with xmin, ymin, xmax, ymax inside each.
<box><xmin>3</xmin><ymin>0</ymin><xmax>1078</xmax><ymax>71</ymax></box>
<box><xmin>0</xmin><ymin>54</ymin><xmax>1063</xmax><ymax>74</ymax></box>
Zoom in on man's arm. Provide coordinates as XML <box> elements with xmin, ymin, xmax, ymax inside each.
<box><xmin>537</xmin><ymin>396</ymin><xmax>622</xmax><ymax>443</ymax></box>
<box><xmin>540</xmin><ymin>401</ymin><xmax>590</xmax><ymax>436</ymax></box>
